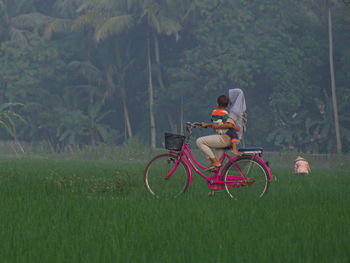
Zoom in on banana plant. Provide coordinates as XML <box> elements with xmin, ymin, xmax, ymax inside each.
<box><xmin>0</xmin><ymin>102</ymin><xmax>25</xmax><ymax>137</ymax></box>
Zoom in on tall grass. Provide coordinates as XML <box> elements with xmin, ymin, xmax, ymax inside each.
<box><xmin>0</xmin><ymin>158</ymin><xmax>349</xmax><ymax>262</ymax></box>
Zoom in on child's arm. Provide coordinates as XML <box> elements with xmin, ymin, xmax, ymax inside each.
<box><xmin>213</xmin><ymin>122</ymin><xmax>238</xmax><ymax>131</ymax></box>
<box><xmin>231</xmin><ymin>124</ymin><xmax>240</xmax><ymax>132</ymax></box>
<box><xmin>230</xmin><ymin>119</ymin><xmax>240</xmax><ymax>131</ymax></box>
<box><xmin>213</xmin><ymin>118</ymin><xmax>240</xmax><ymax>131</ymax></box>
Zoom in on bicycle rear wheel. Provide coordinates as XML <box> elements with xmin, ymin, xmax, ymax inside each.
<box><xmin>144</xmin><ymin>153</ymin><xmax>190</xmax><ymax>198</ymax></box>
<box><xmin>223</xmin><ymin>156</ymin><xmax>270</xmax><ymax>199</ymax></box>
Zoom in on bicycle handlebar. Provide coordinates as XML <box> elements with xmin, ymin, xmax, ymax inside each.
<box><xmin>183</xmin><ymin>122</ymin><xmax>202</xmax><ymax>144</ymax></box>
<box><xmin>185</xmin><ymin>121</ymin><xmax>201</xmax><ymax>128</ymax></box>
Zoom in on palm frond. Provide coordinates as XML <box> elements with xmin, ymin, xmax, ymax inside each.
<box><xmin>0</xmin><ymin>102</ymin><xmax>25</xmax><ymax>111</ymax></box>
<box><xmin>77</xmin><ymin>0</ymin><xmax>119</xmax><ymax>13</ymax></box>
<box><xmin>72</xmin><ymin>11</ymin><xmax>106</xmax><ymax>31</ymax></box>
<box><xmin>124</xmin><ymin>57</ymin><xmax>136</xmax><ymax>72</ymax></box>
<box><xmin>0</xmin><ymin>111</ymin><xmax>25</xmax><ymax>128</ymax></box>
<box><xmin>12</xmin><ymin>12</ymin><xmax>52</xmax><ymax>30</ymax></box>
<box><xmin>44</xmin><ymin>18</ymin><xmax>73</xmax><ymax>38</ymax></box>
<box><xmin>181</xmin><ymin>0</ymin><xmax>197</xmax><ymax>23</ymax></box>
<box><xmin>94</xmin><ymin>14</ymin><xmax>134</xmax><ymax>42</ymax></box>
<box><xmin>76</xmin><ymin>0</ymin><xmax>99</xmax><ymax>13</ymax></box>
<box><xmin>0</xmin><ymin>120</ymin><xmax>14</xmax><ymax>137</ymax></box>
<box><xmin>159</xmin><ymin>15</ymin><xmax>181</xmax><ymax>39</ymax></box>
<box><xmin>6</xmin><ymin>111</ymin><xmax>26</xmax><ymax>124</ymax></box>
<box><xmin>169</xmin><ymin>69</ymin><xmax>197</xmax><ymax>80</ymax></box>
<box><xmin>69</xmin><ymin>60</ymin><xmax>103</xmax><ymax>82</ymax></box>
<box><xmin>96</xmin><ymin>110</ymin><xmax>112</xmax><ymax>122</ymax></box>
<box><xmin>0</xmin><ymin>103</ymin><xmax>25</xmax><ymax>137</ymax></box>
<box><xmin>149</xmin><ymin>12</ymin><xmax>161</xmax><ymax>33</ymax></box>
<box><xmin>95</xmin><ymin>124</ymin><xmax>110</xmax><ymax>142</ymax></box>
<box><xmin>141</xmin><ymin>0</ymin><xmax>161</xmax><ymax>13</ymax></box>
<box><xmin>1</xmin><ymin>112</ymin><xmax>15</xmax><ymax>128</ymax></box>
<box><xmin>8</xmin><ymin>27</ymin><xmax>28</xmax><ymax>46</ymax></box>
<box><xmin>54</xmin><ymin>0</ymin><xmax>78</xmax><ymax>18</ymax></box>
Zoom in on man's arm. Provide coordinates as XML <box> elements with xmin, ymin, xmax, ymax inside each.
<box><xmin>201</xmin><ymin>122</ymin><xmax>213</xmax><ymax>128</ymax></box>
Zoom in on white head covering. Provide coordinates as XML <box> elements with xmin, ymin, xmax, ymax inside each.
<box><xmin>228</xmin><ymin>88</ymin><xmax>246</xmax><ymax>139</ymax></box>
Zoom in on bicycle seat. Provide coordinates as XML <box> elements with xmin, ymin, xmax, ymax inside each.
<box><xmin>238</xmin><ymin>147</ymin><xmax>264</xmax><ymax>154</ymax></box>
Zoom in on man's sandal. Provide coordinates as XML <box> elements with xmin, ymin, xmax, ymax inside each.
<box><xmin>206</xmin><ymin>164</ymin><xmax>221</xmax><ymax>171</ymax></box>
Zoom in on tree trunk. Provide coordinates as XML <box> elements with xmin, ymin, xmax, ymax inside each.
<box><xmin>106</xmin><ymin>68</ymin><xmax>133</xmax><ymax>139</ymax></box>
<box><xmin>154</xmin><ymin>35</ymin><xmax>166</xmax><ymax>90</ymax></box>
<box><xmin>154</xmin><ymin>35</ymin><xmax>177</xmax><ymax>136</ymax></box>
<box><xmin>154</xmin><ymin>36</ymin><xmax>178</xmax><ymax>134</ymax></box>
<box><xmin>147</xmin><ymin>31</ymin><xmax>156</xmax><ymax>148</ymax></box>
<box><xmin>328</xmin><ymin>5</ymin><xmax>342</xmax><ymax>154</ymax></box>
<box><xmin>120</xmin><ymin>80</ymin><xmax>133</xmax><ymax>138</ymax></box>
<box><xmin>90</xmin><ymin>130</ymin><xmax>96</xmax><ymax>146</ymax></box>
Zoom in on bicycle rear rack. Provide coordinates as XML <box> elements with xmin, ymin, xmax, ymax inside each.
<box><xmin>238</xmin><ymin>147</ymin><xmax>264</xmax><ymax>157</ymax></box>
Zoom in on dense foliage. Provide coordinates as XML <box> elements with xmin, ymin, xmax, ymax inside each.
<box><xmin>0</xmin><ymin>0</ymin><xmax>349</xmax><ymax>153</ymax></box>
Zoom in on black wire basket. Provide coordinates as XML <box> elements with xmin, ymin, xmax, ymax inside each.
<box><xmin>164</xmin><ymin>133</ymin><xmax>186</xmax><ymax>151</ymax></box>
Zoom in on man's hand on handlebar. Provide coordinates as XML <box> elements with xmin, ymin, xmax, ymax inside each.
<box><xmin>186</xmin><ymin>122</ymin><xmax>201</xmax><ymax>128</ymax></box>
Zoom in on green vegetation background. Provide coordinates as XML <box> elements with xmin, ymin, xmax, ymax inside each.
<box><xmin>0</xmin><ymin>157</ymin><xmax>349</xmax><ymax>262</ymax></box>
<box><xmin>0</xmin><ymin>0</ymin><xmax>349</xmax><ymax>153</ymax></box>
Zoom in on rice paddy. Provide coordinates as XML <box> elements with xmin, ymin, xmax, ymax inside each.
<box><xmin>0</xmin><ymin>157</ymin><xmax>349</xmax><ymax>262</ymax></box>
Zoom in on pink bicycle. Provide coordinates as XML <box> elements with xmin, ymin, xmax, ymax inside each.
<box><xmin>144</xmin><ymin>122</ymin><xmax>272</xmax><ymax>199</ymax></box>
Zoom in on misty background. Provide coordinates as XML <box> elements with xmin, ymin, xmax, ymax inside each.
<box><xmin>0</xmin><ymin>0</ymin><xmax>349</xmax><ymax>154</ymax></box>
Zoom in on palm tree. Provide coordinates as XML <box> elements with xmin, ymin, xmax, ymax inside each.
<box><xmin>140</xmin><ymin>0</ymin><xmax>196</xmax><ymax>147</ymax></box>
<box><xmin>1</xmin><ymin>0</ymin><xmax>77</xmax><ymax>42</ymax></box>
<box><xmin>324</xmin><ymin>0</ymin><xmax>342</xmax><ymax>153</ymax></box>
<box><xmin>0</xmin><ymin>0</ymin><xmax>36</xmax><ymax>45</ymax></box>
<box><xmin>142</xmin><ymin>0</ymin><xmax>179</xmax><ymax>146</ymax></box>
<box><xmin>106</xmin><ymin>49</ymin><xmax>135</xmax><ymax>139</ymax></box>
<box><xmin>68</xmin><ymin>60</ymin><xmax>104</xmax><ymax>105</ymax></box>
<box><xmin>74</xmin><ymin>0</ymin><xmax>136</xmax><ymax>140</ymax></box>
<box><xmin>74</xmin><ymin>0</ymin><xmax>195</xmax><ymax>147</ymax></box>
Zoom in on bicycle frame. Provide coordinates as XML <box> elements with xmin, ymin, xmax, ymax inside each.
<box><xmin>166</xmin><ymin>143</ymin><xmax>272</xmax><ymax>189</ymax></box>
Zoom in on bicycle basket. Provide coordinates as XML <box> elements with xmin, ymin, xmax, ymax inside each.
<box><xmin>164</xmin><ymin>133</ymin><xmax>185</xmax><ymax>151</ymax></box>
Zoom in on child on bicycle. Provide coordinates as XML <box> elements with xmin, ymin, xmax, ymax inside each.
<box><xmin>210</xmin><ymin>95</ymin><xmax>240</xmax><ymax>155</ymax></box>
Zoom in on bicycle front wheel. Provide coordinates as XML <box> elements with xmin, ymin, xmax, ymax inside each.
<box><xmin>223</xmin><ymin>156</ymin><xmax>270</xmax><ymax>199</ymax></box>
<box><xmin>144</xmin><ymin>153</ymin><xmax>190</xmax><ymax>198</ymax></box>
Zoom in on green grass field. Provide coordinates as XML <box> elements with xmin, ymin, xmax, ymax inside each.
<box><xmin>0</xmin><ymin>158</ymin><xmax>349</xmax><ymax>262</ymax></box>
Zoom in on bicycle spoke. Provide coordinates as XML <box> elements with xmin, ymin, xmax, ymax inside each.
<box><xmin>224</xmin><ymin>157</ymin><xmax>270</xmax><ymax>199</ymax></box>
<box><xmin>144</xmin><ymin>154</ymin><xmax>190</xmax><ymax>198</ymax></box>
